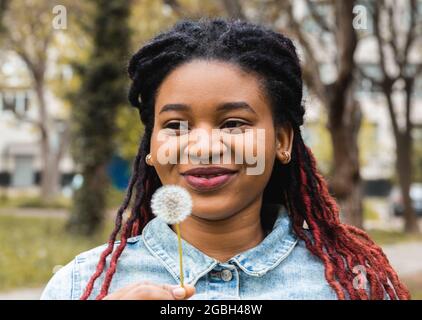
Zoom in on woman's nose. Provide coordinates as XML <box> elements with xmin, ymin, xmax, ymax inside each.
<box><xmin>184</xmin><ymin>127</ymin><xmax>229</xmax><ymax>163</ymax></box>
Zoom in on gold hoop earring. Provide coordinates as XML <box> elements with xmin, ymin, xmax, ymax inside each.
<box><xmin>145</xmin><ymin>154</ymin><xmax>152</xmax><ymax>166</ymax></box>
<box><xmin>280</xmin><ymin>151</ymin><xmax>291</xmax><ymax>164</ymax></box>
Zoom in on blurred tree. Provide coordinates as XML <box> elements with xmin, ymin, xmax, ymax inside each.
<box><xmin>359</xmin><ymin>0</ymin><xmax>421</xmax><ymax>233</ymax></box>
<box><xmin>0</xmin><ymin>0</ymin><xmax>7</xmax><ymax>35</ymax></box>
<box><xmin>278</xmin><ymin>0</ymin><xmax>364</xmax><ymax>228</ymax></box>
<box><xmin>1</xmin><ymin>0</ymin><xmax>76</xmax><ymax>202</ymax></box>
<box><xmin>414</xmin><ymin>127</ymin><xmax>422</xmax><ymax>183</ymax></box>
<box><xmin>114</xmin><ymin>107</ymin><xmax>143</xmax><ymax>160</ymax></box>
<box><xmin>66</xmin><ymin>0</ymin><xmax>130</xmax><ymax>235</ymax></box>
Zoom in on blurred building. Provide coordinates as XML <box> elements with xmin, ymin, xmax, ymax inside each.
<box><xmin>0</xmin><ymin>51</ymin><xmax>75</xmax><ymax>196</ymax></box>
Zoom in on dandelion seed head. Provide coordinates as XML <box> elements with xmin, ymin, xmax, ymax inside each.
<box><xmin>150</xmin><ymin>185</ymin><xmax>192</xmax><ymax>224</ymax></box>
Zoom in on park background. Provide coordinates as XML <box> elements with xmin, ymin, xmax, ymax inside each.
<box><xmin>0</xmin><ymin>0</ymin><xmax>421</xmax><ymax>299</ymax></box>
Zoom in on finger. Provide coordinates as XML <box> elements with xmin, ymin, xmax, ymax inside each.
<box><xmin>103</xmin><ymin>282</ymin><xmax>159</xmax><ymax>300</ymax></box>
<box><xmin>102</xmin><ymin>290</ymin><xmax>126</xmax><ymax>300</ymax></box>
<box><xmin>125</xmin><ymin>284</ymin><xmax>175</xmax><ymax>300</ymax></box>
<box><xmin>111</xmin><ymin>280</ymin><xmax>153</xmax><ymax>295</ymax></box>
<box><xmin>183</xmin><ymin>284</ymin><xmax>196</xmax><ymax>298</ymax></box>
<box><xmin>165</xmin><ymin>284</ymin><xmax>196</xmax><ymax>300</ymax></box>
<box><xmin>159</xmin><ymin>283</ymin><xmax>195</xmax><ymax>292</ymax></box>
<box><xmin>102</xmin><ymin>283</ymin><xmax>139</xmax><ymax>300</ymax></box>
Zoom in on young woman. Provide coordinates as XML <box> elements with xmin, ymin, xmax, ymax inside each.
<box><xmin>41</xmin><ymin>18</ymin><xmax>410</xmax><ymax>300</ymax></box>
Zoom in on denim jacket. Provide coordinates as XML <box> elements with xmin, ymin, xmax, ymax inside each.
<box><xmin>40</xmin><ymin>204</ymin><xmax>340</xmax><ymax>300</ymax></box>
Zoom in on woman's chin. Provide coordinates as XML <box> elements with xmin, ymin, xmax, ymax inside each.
<box><xmin>187</xmin><ymin>203</ymin><xmax>238</xmax><ymax>221</ymax></box>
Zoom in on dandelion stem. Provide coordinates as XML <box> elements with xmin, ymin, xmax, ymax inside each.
<box><xmin>175</xmin><ymin>222</ymin><xmax>184</xmax><ymax>288</ymax></box>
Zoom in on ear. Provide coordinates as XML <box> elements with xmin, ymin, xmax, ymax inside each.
<box><xmin>275</xmin><ymin>123</ymin><xmax>294</xmax><ymax>162</ymax></box>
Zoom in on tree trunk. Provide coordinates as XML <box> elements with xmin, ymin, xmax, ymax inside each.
<box><xmin>326</xmin><ymin>0</ymin><xmax>362</xmax><ymax>228</ymax></box>
<box><xmin>67</xmin><ymin>164</ymin><xmax>109</xmax><ymax>235</ymax></box>
<box><xmin>383</xmin><ymin>83</ymin><xmax>419</xmax><ymax>233</ymax></box>
<box><xmin>327</xmin><ymin>88</ymin><xmax>363</xmax><ymax>228</ymax></box>
<box><xmin>396</xmin><ymin>137</ymin><xmax>419</xmax><ymax>233</ymax></box>
<box><xmin>34</xmin><ymin>80</ymin><xmax>61</xmax><ymax>202</ymax></box>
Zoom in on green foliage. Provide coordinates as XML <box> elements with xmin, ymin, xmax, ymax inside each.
<box><xmin>0</xmin><ymin>214</ymin><xmax>112</xmax><ymax>291</ymax></box>
<box><xmin>303</xmin><ymin>113</ymin><xmax>333</xmax><ymax>176</ymax></box>
<box><xmin>358</xmin><ymin>117</ymin><xmax>378</xmax><ymax>168</ymax></box>
<box><xmin>362</xmin><ymin>198</ymin><xmax>380</xmax><ymax>221</ymax></box>
<box><xmin>105</xmin><ymin>185</ymin><xmax>126</xmax><ymax>210</ymax></box>
<box><xmin>129</xmin><ymin>0</ymin><xmax>223</xmax><ymax>49</ymax></box>
<box><xmin>114</xmin><ymin>107</ymin><xmax>143</xmax><ymax>160</ymax></box>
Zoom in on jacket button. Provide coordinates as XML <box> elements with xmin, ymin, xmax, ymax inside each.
<box><xmin>220</xmin><ymin>269</ymin><xmax>233</xmax><ymax>282</ymax></box>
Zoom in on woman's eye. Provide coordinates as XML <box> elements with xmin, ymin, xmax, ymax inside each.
<box><xmin>163</xmin><ymin>121</ymin><xmax>189</xmax><ymax>134</ymax></box>
<box><xmin>221</xmin><ymin>120</ymin><xmax>248</xmax><ymax>132</ymax></box>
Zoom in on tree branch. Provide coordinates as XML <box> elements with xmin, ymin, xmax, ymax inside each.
<box><xmin>404</xmin><ymin>77</ymin><xmax>414</xmax><ymax>137</ymax></box>
<box><xmin>402</xmin><ymin>0</ymin><xmax>417</xmax><ymax>73</ymax></box>
<box><xmin>373</xmin><ymin>0</ymin><xmax>396</xmax><ymax>83</ymax></box>
<box><xmin>387</xmin><ymin>3</ymin><xmax>400</xmax><ymax>65</ymax></box>
<box><xmin>284</xmin><ymin>0</ymin><xmax>327</xmax><ymax>104</ymax></box>
<box><xmin>305</xmin><ymin>0</ymin><xmax>332</xmax><ymax>33</ymax></box>
<box><xmin>333</xmin><ymin>0</ymin><xmax>357</xmax><ymax>96</ymax></box>
<box><xmin>9</xmin><ymin>108</ymin><xmax>42</xmax><ymax>127</ymax></box>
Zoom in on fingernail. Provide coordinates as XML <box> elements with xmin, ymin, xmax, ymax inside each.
<box><xmin>172</xmin><ymin>287</ymin><xmax>186</xmax><ymax>298</ymax></box>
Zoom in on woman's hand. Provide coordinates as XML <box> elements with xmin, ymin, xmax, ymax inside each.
<box><xmin>102</xmin><ymin>280</ymin><xmax>196</xmax><ymax>300</ymax></box>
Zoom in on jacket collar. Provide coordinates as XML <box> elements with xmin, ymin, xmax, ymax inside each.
<box><xmin>142</xmin><ymin>204</ymin><xmax>298</xmax><ymax>285</ymax></box>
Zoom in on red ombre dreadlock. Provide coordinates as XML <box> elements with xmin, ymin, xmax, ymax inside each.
<box><xmin>285</xmin><ymin>133</ymin><xmax>410</xmax><ymax>299</ymax></box>
<box><xmin>80</xmin><ymin>18</ymin><xmax>410</xmax><ymax>300</ymax></box>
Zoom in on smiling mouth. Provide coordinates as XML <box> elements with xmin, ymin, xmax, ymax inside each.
<box><xmin>181</xmin><ymin>172</ymin><xmax>238</xmax><ymax>192</ymax></box>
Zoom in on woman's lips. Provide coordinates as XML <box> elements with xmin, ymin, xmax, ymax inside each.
<box><xmin>182</xmin><ymin>172</ymin><xmax>237</xmax><ymax>192</ymax></box>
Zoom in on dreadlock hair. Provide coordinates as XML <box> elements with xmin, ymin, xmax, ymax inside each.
<box><xmin>80</xmin><ymin>17</ymin><xmax>410</xmax><ymax>300</ymax></box>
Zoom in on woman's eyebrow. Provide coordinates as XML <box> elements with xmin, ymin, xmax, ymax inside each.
<box><xmin>216</xmin><ymin>101</ymin><xmax>257</xmax><ymax>115</ymax></box>
<box><xmin>159</xmin><ymin>103</ymin><xmax>190</xmax><ymax>114</ymax></box>
<box><xmin>158</xmin><ymin>101</ymin><xmax>257</xmax><ymax>115</ymax></box>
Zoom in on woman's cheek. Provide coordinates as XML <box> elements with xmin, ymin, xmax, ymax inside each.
<box><xmin>236</xmin><ymin>128</ymin><xmax>268</xmax><ymax>176</ymax></box>
<box><xmin>149</xmin><ymin>138</ymin><xmax>178</xmax><ymax>184</ymax></box>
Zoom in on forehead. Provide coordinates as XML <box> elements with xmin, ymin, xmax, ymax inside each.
<box><xmin>155</xmin><ymin>59</ymin><xmax>269</xmax><ymax>112</ymax></box>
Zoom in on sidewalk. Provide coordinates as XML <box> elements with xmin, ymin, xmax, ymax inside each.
<box><xmin>382</xmin><ymin>241</ymin><xmax>422</xmax><ymax>276</ymax></box>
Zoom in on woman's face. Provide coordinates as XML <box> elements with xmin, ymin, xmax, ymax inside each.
<box><xmin>149</xmin><ymin>59</ymin><xmax>292</xmax><ymax>221</ymax></box>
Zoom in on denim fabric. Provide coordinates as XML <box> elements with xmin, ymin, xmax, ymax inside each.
<box><xmin>40</xmin><ymin>204</ymin><xmax>340</xmax><ymax>300</ymax></box>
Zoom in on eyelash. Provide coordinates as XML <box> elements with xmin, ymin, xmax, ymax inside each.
<box><xmin>163</xmin><ymin>120</ymin><xmax>249</xmax><ymax>132</ymax></box>
<box><xmin>164</xmin><ymin>121</ymin><xmax>188</xmax><ymax>131</ymax></box>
